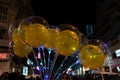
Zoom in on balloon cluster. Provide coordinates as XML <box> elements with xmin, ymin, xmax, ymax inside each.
<box><xmin>9</xmin><ymin>16</ymin><xmax>82</xmax><ymax>57</ymax></box>
<box><xmin>8</xmin><ymin>16</ymin><xmax>105</xmax><ymax>76</ymax></box>
<box><xmin>9</xmin><ymin>20</ymin><xmax>32</xmax><ymax>57</ymax></box>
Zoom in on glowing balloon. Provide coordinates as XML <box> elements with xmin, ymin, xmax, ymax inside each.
<box><xmin>54</xmin><ymin>24</ymin><xmax>82</xmax><ymax>56</ymax></box>
<box><xmin>13</xmin><ymin>43</ymin><xmax>31</xmax><ymax>57</ymax></box>
<box><xmin>79</xmin><ymin>45</ymin><xmax>105</xmax><ymax>69</ymax></box>
<box><xmin>90</xmin><ymin>39</ymin><xmax>108</xmax><ymax>55</ymax></box>
<box><xmin>55</xmin><ymin>30</ymin><xmax>80</xmax><ymax>56</ymax></box>
<box><xmin>18</xmin><ymin>16</ymin><xmax>49</xmax><ymax>47</ymax></box>
<box><xmin>25</xmin><ymin>24</ymin><xmax>49</xmax><ymax>47</ymax></box>
<box><xmin>44</xmin><ymin>28</ymin><xmax>60</xmax><ymax>49</ymax></box>
<box><xmin>12</xmin><ymin>29</ymin><xmax>21</xmax><ymax>44</ymax></box>
<box><xmin>8</xmin><ymin>20</ymin><xmax>21</xmax><ymax>40</ymax></box>
<box><xmin>88</xmin><ymin>39</ymin><xmax>109</xmax><ymax>67</ymax></box>
<box><xmin>57</xmin><ymin>24</ymin><xmax>82</xmax><ymax>47</ymax></box>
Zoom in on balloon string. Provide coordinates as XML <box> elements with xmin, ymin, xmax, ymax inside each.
<box><xmin>41</xmin><ymin>46</ymin><xmax>47</xmax><ymax>74</ymax></box>
<box><xmin>47</xmin><ymin>48</ymin><xmax>52</xmax><ymax>74</ymax></box>
<box><xmin>55</xmin><ymin>69</ymin><xmax>67</xmax><ymax>80</ymax></box>
<box><xmin>48</xmin><ymin>53</ymin><xmax>59</xmax><ymax>80</ymax></box>
<box><xmin>8</xmin><ymin>41</ymin><xmax>14</xmax><ymax>56</ymax></box>
<box><xmin>8</xmin><ymin>24</ymin><xmax>12</xmax><ymax>40</ymax></box>
<box><xmin>31</xmin><ymin>48</ymin><xmax>43</xmax><ymax>80</ymax></box>
<box><xmin>37</xmin><ymin>47</ymin><xmax>45</xmax><ymax>79</ymax></box>
<box><xmin>54</xmin><ymin>59</ymin><xmax>78</xmax><ymax>80</ymax></box>
<box><xmin>53</xmin><ymin>56</ymin><xmax>68</xmax><ymax>80</ymax></box>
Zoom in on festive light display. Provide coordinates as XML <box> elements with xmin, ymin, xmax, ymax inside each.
<box><xmin>8</xmin><ymin>16</ymin><xmax>106</xmax><ymax>80</ymax></box>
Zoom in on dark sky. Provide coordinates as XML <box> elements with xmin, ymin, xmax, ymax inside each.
<box><xmin>31</xmin><ymin>0</ymin><xmax>97</xmax><ymax>34</ymax></box>
<box><xmin>29</xmin><ymin>0</ymin><xmax>98</xmax><ymax>72</ymax></box>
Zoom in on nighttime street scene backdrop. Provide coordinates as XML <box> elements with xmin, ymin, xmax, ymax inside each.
<box><xmin>0</xmin><ymin>0</ymin><xmax>120</xmax><ymax>80</ymax></box>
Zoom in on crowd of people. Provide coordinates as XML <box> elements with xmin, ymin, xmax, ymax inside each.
<box><xmin>0</xmin><ymin>72</ymin><xmax>120</xmax><ymax>80</ymax></box>
<box><xmin>0</xmin><ymin>72</ymin><xmax>81</xmax><ymax>80</ymax></box>
<box><xmin>59</xmin><ymin>73</ymin><xmax>120</xmax><ymax>80</ymax></box>
<box><xmin>0</xmin><ymin>72</ymin><xmax>41</xmax><ymax>80</ymax></box>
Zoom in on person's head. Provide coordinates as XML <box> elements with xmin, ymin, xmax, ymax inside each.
<box><xmin>36</xmin><ymin>76</ymin><xmax>40</xmax><ymax>80</ymax></box>
<box><xmin>9</xmin><ymin>72</ymin><xmax>20</xmax><ymax>80</ymax></box>
<box><xmin>0</xmin><ymin>72</ymin><xmax>9</xmax><ymax>80</ymax></box>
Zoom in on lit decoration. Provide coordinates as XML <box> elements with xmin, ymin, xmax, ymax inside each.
<box><xmin>37</xmin><ymin>52</ymin><xmax>41</xmax><ymax>59</ymax></box>
<box><xmin>12</xmin><ymin>29</ymin><xmax>21</xmax><ymax>44</ymax></box>
<box><xmin>13</xmin><ymin>43</ymin><xmax>31</xmax><ymax>57</ymax></box>
<box><xmin>44</xmin><ymin>28</ymin><xmax>60</xmax><ymax>49</ymax></box>
<box><xmin>55</xmin><ymin>24</ymin><xmax>82</xmax><ymax>56</ymax></box>
<box><xmin>0</xmin><ymin>52</ymin><xmax>9</xmax><ymax>60</ymax></box>
<box><xmin>18</xmin><ymin>16</ymin><xmax>49</xmax><ymax>47</ymax></box>
<box><xmin>55</xmin><ymin>30</ymin><xmax>80</xmax><ymax>56</ymax></box>
<box><xmin>78</xmin><ymin>44</ymin><xmax>105</xmax><ymax>69</ymax></box>
<box><xmin>8</xmin><ymin>16</ymin><xmax>107</xmax><ymax>80</ymax></box>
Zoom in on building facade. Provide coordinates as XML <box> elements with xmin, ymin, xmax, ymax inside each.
<box><xmin>95</xmin><ymin>0</ymin><xmax>120</xmax><ymax>72</ymax></box>
<box><xmin>0</xmin><ymin>0</ymin><xmax>33</xmax><ymax>75</ymax></box>
<box><xmin>95</xmin><ymin>0</ymin><xmax>120</xmax><ymax>42</ymax></box>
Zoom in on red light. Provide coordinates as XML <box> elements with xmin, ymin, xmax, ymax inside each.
<box><xmin>0</xmin><ymin>53</ymin><xmax>7</xmax><ymax>59</ymax></box>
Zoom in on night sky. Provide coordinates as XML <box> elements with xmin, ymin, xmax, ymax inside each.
<box><xmin>20</xmin><ymin>0</ymin><xmax>100</xmax><ymax>74</ymax></box>
<box><xmin>31</xmin><ymin>0</ymin><xmax>97</xmax><ymax>34</ymax></box>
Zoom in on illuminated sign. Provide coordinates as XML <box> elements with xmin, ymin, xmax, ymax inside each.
<box><xmin>86</xmin><ymin>25</ymin><xmax>93</xmax><ymax>37</ymax></box>
<box><xmin>115</xmin><ymin>49</ymin><xmax>120</xmax><ymax>57</ymax></box>
<box><xmin>23</xmin><ymin>66</ymin><xmax>28</xmax><ymax>76</ymax></box>
<box><xmin>0</xmin><ymin>52</ymin><xmax>9</xmax><ymax>61</ymax></box>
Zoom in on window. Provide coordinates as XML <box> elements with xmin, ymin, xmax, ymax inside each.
<box><xmin>0</xmin><ymin>28</ymin><xmax>6</xmax><ymax>39</ymax></box>
<box><xmin>0</xmin><ymin>7</ymin><xmax>8</xmax><ymax>22</ymax></box>
<box><xmin>86</xmin><ymin>25</ymin><xmax>93</xmax><ymax>37</ymax></box>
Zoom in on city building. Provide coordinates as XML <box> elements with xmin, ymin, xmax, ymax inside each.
<box><xmin>0</xmin><ymin>0</ymin><xmax>33</xmax><ymax>75</ymax></box>
<box><xmin>95</xmin><ymin>0</ymin><xmax>120</xmax><ymax>42</ymax></box>
<box><xmin>95</xmin><ymin>0</ymin><xmax>120</xmax><ymax>72</ymax></box>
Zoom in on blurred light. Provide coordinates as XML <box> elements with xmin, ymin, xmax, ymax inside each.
<box><xmin>37</xmin><ymin>47</ymin><xmax>41</xmax><ymax>51</ymax></box>
<box><xmin>48</xmin><ymin>48</ymin><xmax>52</xmax><ymax>54</ymax></box>
<box><xmin>115</xmin><ymin>49</ymin><xmax>120</xmax><ymax>57</ymax></box>
<box><xmin>23</xmin><ymin>66</ymin><xmax>28</xmax><ymax>76</ymax></box>
<box><xmin>117</xmin><ymin>67</ymin><xmax>120</xmax><ymax>72</ymax></box>
<box><xmin>83</xmin><ymin>67</ymin><xmax>89</xmax><ymax>71</ymax></box>
<box><xmin>76</xmin><ymin>59</ymin><xmax>80</xmax><ymax>63</ymax></box>
<box><xmin>66</xmin><ymin>68</ymin><xmax>72</xmax><ymax>74</ymax></box>
<box><xmin>36</xmin><ymin>66</ymin><xmax>39</xmax><ymax>70</ymax></box>
<box><xmin>104</xmin><ymin>43</ymin><xmax>108</xmax><ymax>47</ymax></box>
<box><xmin>96</xmin><ymin>39</ymin><xmax>100</xmax><ymax>42</ymax></box>
<box><xmin>115</xmin><ymin>49</ymin><xmax>120</xmax><ymax>54</ymax></box>
<box><xmin>27</xmin><ymin>59</ymin><xmax>33</xmax><ymax>65</ymax></box>
<box><xmin>38</xmin><ymin>52</ymin><xmax>41</xmax><ymax>59</ymax></box>
<box><xmin>44</xmin><ymin>74</ymin><xmax>49</xmax><ymax>80</ymax></box>
<box><xmin>66</xmin><ymin>67</ymin><xmax>72</xmax><ymax>74</ymax></box>
<box><xmin>72</xmin><ymin>47</ymin><xmax>76</xmax><ymax>51</ymax></box>
<box><xmin>61</xmin><ymin>65</ymin><xmax>63</xmax><ymax>66</ymax></box>
<box><xmin>40</xmin><ymin>46</ymin><xmax>44</xmax><ymax>49</ymax></box>
<box><xmin>40</xmin><ymin>62</ymin><xmax>43</xmax><ymax>65</ymax></box>
<box><xmin>76</xmin><ymin>56</ymin><xmax>78</xmax><ymax>58</ymax></box>
<box><xmin>12</xmin><ymin>68</ymin><xmax>15</xmax><ymax>72</ymax></box>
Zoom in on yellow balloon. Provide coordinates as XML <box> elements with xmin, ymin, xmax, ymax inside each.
<box><xmin>44</xmin><ymin>28</ymin><xmax>60</xmax><ymax>49</ymax></box>
<box><xmin>12</xmin><ymin>29</ymin><xmax>20</xmax><ymax>44</ymax></box>
<box><xmin>18</xmin><ymin>25</ymin><xmax>29</xmax><ymax>43</ymax></box>
<box><xmin>13</xmin><ymin>43</ymin><xmax>31</xmax><ymax>57</ymax></box>
<box><xmin>19</xmin><ymin>23</ymin><xmax>49</xmax><ymax>47</ymax></box>
<box><xmin>55</xmin><ymin>30</ymin><xmax>80</xmax><ymax>56</ymax></box>
<box><xmin>79</xmin><ymin>45</ymin><xmax>105</xmax><ymax>69</ymax></box>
